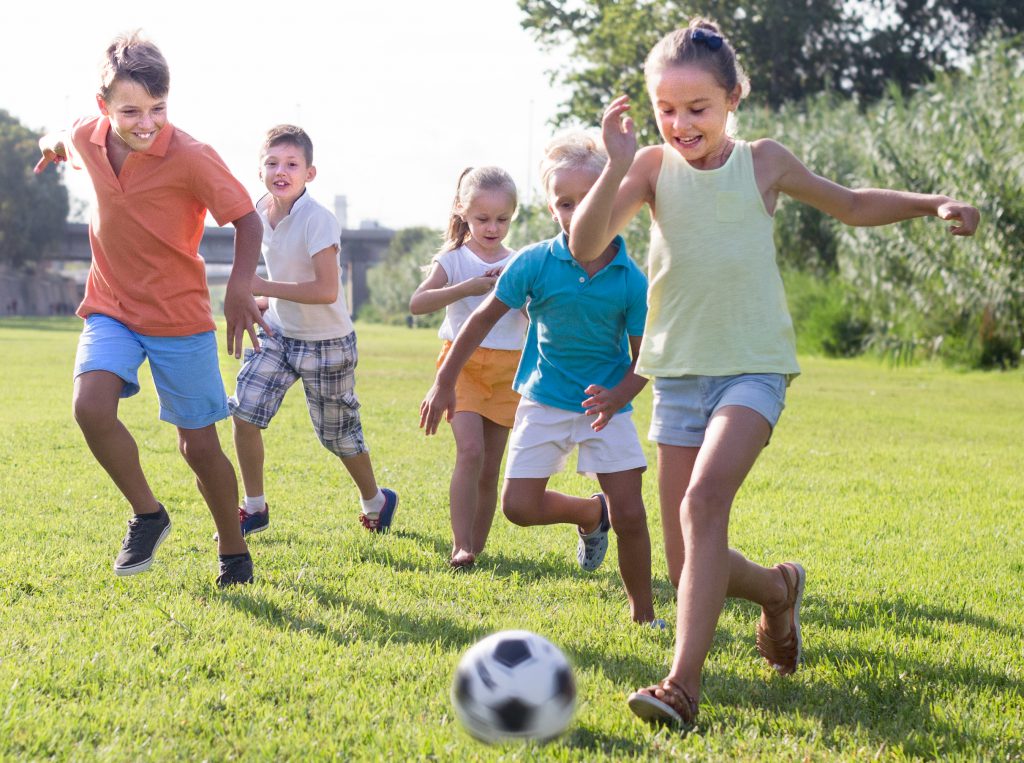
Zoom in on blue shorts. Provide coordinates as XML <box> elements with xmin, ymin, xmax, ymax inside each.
<box><xmin>74</xmin><ymin>314</ymin><xmax>229</xmax><ymax>429</ymax></box>
<box><xmin>649</xmin><ymin>373</ymin><xmax>787</xmax><ymax>448</ymax></box>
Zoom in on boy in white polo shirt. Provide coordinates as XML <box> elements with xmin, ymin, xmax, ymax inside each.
<box><xmin>229</xmin><ymin>125</ymin><xmax>397</xmax><ymax>535</ymax></box>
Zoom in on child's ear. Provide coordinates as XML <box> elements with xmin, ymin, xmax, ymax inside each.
<box><xmin>547</xmin><ymin>202</ymin><xmax>558</xmax><ymax>222</ymax></box>
<box><xmin>306</xmin><ymin>165</ymin><xmax>317</xmax><ymax>183</ymax></box>
<box><xmin>96</xmin><ymin>94</ymin><xmax>109</xmax><ymax>116</ymax></box>
<box><xmin>726</xmin><ymin>84</ymin><xmax>742</xmax><ymax>110</ymax></box>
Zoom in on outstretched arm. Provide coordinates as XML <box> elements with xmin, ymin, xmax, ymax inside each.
<box><xmin>225</xmin><ymin>211</ymin><xmax>271</xmax><ymax>357</ymax></box>
<box><xmin>253</xmin><ymin>246</ymin><xmax>339</xmax><ymax>304</ymax></box>
<box><xmin>409</xmin><ymin>262</ymin><xmax>498</xmax><ymax>315</ymax></box>
<box><xmin>764</xmin><ymin>140</ymin><xmax>980</xmax><ymax>235</ymax></box>
<box><xmin>569</xmin><ymin>96</ymin><xmax>656</xmax><ymax>262</ymax></box>
<box><xmin>419</xmin><ymin>295</ymin><xmax>512</xmax><ymax>435</ymax></box>
<box><xmin>582</xmin><ymin>335</ymin><xmax>648</xmax><ymax>431</ymax></box>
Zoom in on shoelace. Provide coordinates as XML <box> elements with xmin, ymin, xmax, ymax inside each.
<box><xmin>121</xmin><ymin>517</ymin><xmax>147</xmax><ymax>550</ymax></box>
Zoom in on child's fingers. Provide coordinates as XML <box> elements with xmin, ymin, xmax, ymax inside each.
<box><xmin>33</xmin><ymin>155</ymin><xmax>52</xmax><ymax>174</ymax></box>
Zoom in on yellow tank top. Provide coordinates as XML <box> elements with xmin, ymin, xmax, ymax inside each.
<box><xmin>637</xmin><ymin>140</ymin><xmax>800</xmax><ymax>378</ymax></box>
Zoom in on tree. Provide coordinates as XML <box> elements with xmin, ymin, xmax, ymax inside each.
<box><xmin>519</xmin><ymin>0</ymin><xmax>1024</xmax><ymax>141</ymax></box>
<box><xmin>363</xmin><ymin>227</ymin><xmax>442</xmax><ymax>326</ymax></box>
<box><xmin>0</xmin><ymin>110</ymin><xmax>69</xmax><ymax>268</ymax></box>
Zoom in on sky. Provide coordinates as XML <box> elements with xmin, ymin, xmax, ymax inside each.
<box><xmin>2</xmin><ymin>0</ymin><xmax>570</xmax><ymax>230</ymax></box>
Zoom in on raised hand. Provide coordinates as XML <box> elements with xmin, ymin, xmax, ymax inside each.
<box><xmin>34</xmin><ymin>140</ymin><xmax>67</xmax><ymax>174</ymax></box>
<box><xmin>601</xmin><ymin>95</ymin><xmax>638</xmax><ymax>171</ymax></box>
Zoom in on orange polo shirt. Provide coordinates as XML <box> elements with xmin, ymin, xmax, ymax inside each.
<box><xmin>66</xmin><ymin>116</ymin><xmax>254</xmax><ymax>336</ymax></box>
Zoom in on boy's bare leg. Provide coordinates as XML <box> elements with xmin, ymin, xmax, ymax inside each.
<box><xmin>177</xmin><ymin>425</ymin><xmax>247</xmax><ymax>556</ymax></box>
<box><xmin>501</xmin><ymin>478</ymin><xmax>603</xmax><ymax>530</ymax></box>
<box><xmin>339</xmin><ymin>452</ymin><xmax>379</xmax><ymax>501</ymax></box>
<box><xmin>596</xmin><ymin>467</ymin><xmax>654</xmax><ymax>623</ymax></box>
<box><xmin>449</xmin><ymin>412</ymin><xmax>487</xmax><ymax>557</ymax></box>
<box><xmin>73</xmin><ymin>371</ymin><xmax>160</xmax><ymax>514</ymax></box>
<box><xmin>665</xmin><ymin>407</ymin><xmax>790</xmax><ymax>700</ymax></box>
<box><xmin>471</xmin><ymin>419</ymin><xmax>511</xmax><ymax>555</ymax></box>
<box><xmin>232</xmin><ymin>417</ymin><xmax>265</xmax><ymax>499</ymax></box>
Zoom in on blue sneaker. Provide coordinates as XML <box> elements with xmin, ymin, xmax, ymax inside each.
<box><xmin>577</xmin><ymin>493</ymin><xmax>610</xmax><ymax>572</ymax></box>
<box><xmin>240</xmin><ymin>505</ymin><xmax>269</xmax><ymax>536</ymax></box>
<box><xmin>213</xmin><ymin>504</ymin><xmax>269</xmax><ymax>542</ymax></box>
<box><xmin>359</xmin><ymin>488</ymin><xmax>398</xmax><ymax>533</ymax></box>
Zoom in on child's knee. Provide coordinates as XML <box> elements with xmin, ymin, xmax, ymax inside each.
<box><xmin>608</xmin><ymin>499</ymin><xmax>649</xmax><ymax>538</ymax></box>
<box><xmin>177</xmin><ymin>427</ymin><xmax>222</xmax><ymax>466</ymax></box>
<box><xmin>681</xmin><ymin>482</ymin><xmax>731</xmax><ymax>536</ymax></box>
<box><xmin>500</xmin><ymin>485</ymin><xmax>532</xmax><ymax>526</ymax></box>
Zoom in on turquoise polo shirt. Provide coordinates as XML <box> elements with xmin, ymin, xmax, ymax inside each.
<box><xmin>495</xmin><ymin>233</ymin><xmax>648</xmax><ymax>414</ymax></box>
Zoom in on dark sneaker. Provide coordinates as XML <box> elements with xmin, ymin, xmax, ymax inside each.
<box><xmin>359</xmin><ymin>488</ymin><xmax>398</xmax><ymax>533</ymax></box>
<box><xmin>213</xmin><ymin>504</ymin><xmax>269</xmax><ymax>541</ymax></box>
<box><xmin>216</xmin><ymin>554</ymin><xmax>254</xmax><ymax>587</ymax></box>
<box><xmin>577</xmin><ymin>493</ymin><xmax>610</xmax><ymax>572</ymax></box>
<box><xmin>241</xmin><ymin>505</ymin><xmax>269</xmax><ymax>536</ymax></box>
<box><xmin>114</xmin><ymin>505</ymin><xmax>171</xmax><ymax>576</ymax></box>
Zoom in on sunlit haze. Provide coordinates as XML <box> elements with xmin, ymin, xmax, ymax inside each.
<box><xmin>4</xmin><ymin>0</ymin><xmax>567</xmax><ymax>230</ymax></box>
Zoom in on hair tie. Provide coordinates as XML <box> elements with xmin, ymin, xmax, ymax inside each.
<box><xmin>692</xmin><ymin>29</ymin><xmax>723</xmax><ymax>51</ymax></box>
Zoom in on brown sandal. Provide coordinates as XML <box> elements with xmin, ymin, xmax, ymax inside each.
<box><xmin>755</xmin><ymin>562</ymin><xmax>805</xmax><ymax>675</ymax></box>
<box><xmin>627</xmin><ymin>678</ymin><xmax>698</xmax><ymax>727</ymax></box>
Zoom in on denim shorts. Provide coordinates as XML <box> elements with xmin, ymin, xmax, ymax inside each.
<box><xmin>649</xmin><ymin>373</ymin><xmax>788</xmax><ymax>448</ymax></box>
<box><xmin>74</xmin><ymin>313</ymin><xmax>229</xmax><ymax>429</ymax></box>
<box><xmin>229</xmin><ymin>329</ymin><xmax>367</xmax><ymax>458</ymax></box>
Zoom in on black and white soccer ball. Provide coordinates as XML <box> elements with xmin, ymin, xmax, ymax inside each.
<box><xmin>451</xmin><ymin>630</ymin><xmax>576</xmax><ymax>743</ymax></box>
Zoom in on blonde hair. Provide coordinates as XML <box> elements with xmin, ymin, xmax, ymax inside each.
<box><xmin>539</xmin><ymin>131</ymin><xmax>607</xmax><ymax>195</ymax></box>
<box><xmin>644</xmin><ymin>17</ymin><xmax>750</xmax><ymax>100</ymax></box>
<box><xmin>441</xmin><ymin>166</ymin><xmax>517</xmax><ymax>253</ymax></box>
<box><xmin>99</xmin><ymin>30</ymin><xmax>170</xmax><ymax>100</ymax></box>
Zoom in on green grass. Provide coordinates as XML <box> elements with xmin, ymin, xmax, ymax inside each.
<box><xmin>0</xmin><ymin>318</ymin><xmax>1022</xmax><ymax>761</ymax></box>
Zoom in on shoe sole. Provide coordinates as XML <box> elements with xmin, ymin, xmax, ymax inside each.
<box><xmin>113</xmin><ymin>521</ymin><xmax>171</xmax><ymax>576</ymax></box>
<box><xmin>627</xmin><ymin>692</ymin><xmax>683</xmax><ymax>725</ymax></box>
<box><xmin>790</xmin><ymin>562</ymin><xmax>806</xmax><ymax>671</ymax></box>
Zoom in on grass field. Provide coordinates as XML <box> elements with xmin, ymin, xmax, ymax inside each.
<box><xmin>1</xmin><ymin>318</ymin><xmax>1021</xmax><ymax>761</ymax></box>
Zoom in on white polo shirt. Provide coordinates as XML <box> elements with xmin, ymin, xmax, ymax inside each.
<box><xmin>257</xmin><ymin>191</ymin><xmax>354</xmax><ymax>341</ymax></box>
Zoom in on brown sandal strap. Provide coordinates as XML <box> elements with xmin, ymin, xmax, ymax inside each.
<box><xmin>762</xmin><ymin>563</ymin><xmax>798</xmax><ymax>618</ymax></box>
<box><xmin>639</xmin><ymin>679</ymin><xmax>698</xmax><ymax>724</ymax></box>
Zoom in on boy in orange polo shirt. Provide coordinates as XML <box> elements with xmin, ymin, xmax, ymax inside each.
<box><xmin>35</xmin><ymin>31</ymin><xmax>266</xmax><ymax>586</ymax></box>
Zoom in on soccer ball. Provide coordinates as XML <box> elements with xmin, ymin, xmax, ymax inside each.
<box><xmin>451</xmin><ymin>630</ymin><xmax>576</xmax><ymax>743</ymax></box>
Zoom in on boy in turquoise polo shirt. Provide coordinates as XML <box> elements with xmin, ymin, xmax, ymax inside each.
<box><xmin>421</xmin><ymin>132</ymin><xmax>658</xmax><ymax>625</ymax></box>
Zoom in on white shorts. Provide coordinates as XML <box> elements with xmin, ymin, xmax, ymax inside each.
<box><xmin>505</xmin><ymin>398</ymin><xmax>647</xmax><ymax>479</ymax></box>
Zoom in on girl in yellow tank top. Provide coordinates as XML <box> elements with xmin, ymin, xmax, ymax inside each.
<box><xmin>568</xmin><ymin>15</ymin><xmax>980</xmax><ymax>728</ymax></box>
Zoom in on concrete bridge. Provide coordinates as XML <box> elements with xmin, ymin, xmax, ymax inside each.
<box><xmin>59</xmin><ymin>221</ymin><xmax>393</xmax><ymax>316</ymax></box>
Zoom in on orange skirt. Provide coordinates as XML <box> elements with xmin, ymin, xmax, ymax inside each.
<box><xmin>437</xmin><ymin>341</ymin><xmax>522</xmax><ymax>428</ymax></box>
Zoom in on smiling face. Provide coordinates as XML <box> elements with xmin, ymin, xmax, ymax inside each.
<box><xmin>460</xmin><ymin>189</ymin><xmax>516</xmax><ymax>258</ymax></box>
<box><xmin>97</xmin><ymin>78</ymin><xmax>168</xmax><ymax>153</ymax></box>
<box><xmin>260</xmin><ymin>141</ymin><xmax>316</xmax><ymax>206</ymax></box>
<box><xmin>546</xmin><ymin>165</ymin><xmax>602</xmax><ymax>236</ymax></box>
<box><xmin>649</xmin><ymin>63</ymin><xmax>741</xmax><ymax>170</ymax></box>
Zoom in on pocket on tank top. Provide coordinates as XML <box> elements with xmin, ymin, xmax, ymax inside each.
<box><xmin>715</xmin><ymin>191</ymin><xmax>744</xmax><ymax>223</ymax></box>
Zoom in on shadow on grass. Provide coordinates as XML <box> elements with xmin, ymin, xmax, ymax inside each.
<box><xmin>813</xmin><ymin>594</ymin><xmax>1023</xmax><ymax>641</ymax></box>
<box><xmin>562</xmin><ymin>724</ymin><xmax>647</xmax><ymax>757</ymax></box>
<box><xmin>0</xmin><ymin>317</ymin><xmax>81</xmax><ymax>333</ymax></box>
<box><xmin>221</xmin><ymin>581</ymin><xmax>489</xmax><ymax>651</ymax></box>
